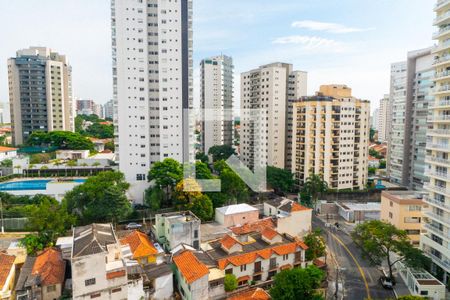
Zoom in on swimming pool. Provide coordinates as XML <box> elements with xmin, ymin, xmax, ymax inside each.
<box><xmin>0</xmin><ymin>179</ymin><xmax>87</xmax><ymax>191</ymax></box>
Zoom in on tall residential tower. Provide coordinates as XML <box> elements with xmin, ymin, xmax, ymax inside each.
<box><xmin>421</xmin><ymin>0</ymin><xmax>450</xmax><ymax>287</ymax></box>
<box><xmin>200</xmin><ymin>55</ymin><xmax>233</xmax><ymax>154</ymax></box>
<box><xmin>7</xmin><ymin>47</ymin><xmax>74</xmax><ymax>145</ymax></box>
<box><xmin>240</xmin><ymin>63</ymin><xmax>307</xmax><ymax>170</ymax></box>
<box><xmin>376</xmin><ymin>94</ymin><xmax>390</xmax><ymax>142</ymax></box>
<box><xmin>111</xmin><ymin>0</ymin><xmax>193</xmax><ymax>201</ymax></box>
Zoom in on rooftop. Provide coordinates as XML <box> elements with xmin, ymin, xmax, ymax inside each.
<box><xmin>72</xmin><ymin>223</ymin><xmax>117</xmax><ymax>258</ymax></box>
<box><xmin>227</xmin><ymin>287</ymin><xmax>271</xmax><ymax>300</ymax></box>
<box><xmin>337</xmin><ymin>202</ymin><xmax>381</xmax><ymax>211</ymax></box>
<box><xmin>0</xmin><ymin>146</ymin><xmax>17</xmax><ymax>153</ymax></box>
<box><xmin>32</xmin><ymin>248</ymin><xmax>66</xmax><ymax>285</ymax></box>
<box><xmin>201</xmin><ymin>222</ymin><xmax>231</xmax><ymax>242</ymax></box>
<box><xmin>265</xmin><ymin>197</ymin><xmax>311</xmax><ymax>213</ymax></box>
<box><xmin>382</xmin><ymin>190</ymin><xmax>425</xmax><ymax>204</ymax></box>
<box><xmin>143</xmin><ymin>262</ymin><xmax>173</xmax><ymax>280</ymax></box>
<box><xmin>173</xmin><ymin>250</ymin><xmax>209</xmax><ymax>284</ymax></box>
<box><xmin>0</xmin><ymin>253</ymin><xmax>15</xmax><ymax>290</ymax></box>
<box><xmin>159</xmin><ymin>211</ymin><xmax>200</xmax><ymax>224</ymax></box>
<box><xmin>216</xmin><ymin>203</ymin><xmax>258</xmax><ymax>215</ymax></box>
<box><xmin>120</xmin><ymin>230</ymin><xmax>158</xmax><ymax>259</ymax></box>
<box><xmin>230</xmin><ymin>218</ymin><xmax>276</xmax><ymax>235</ymax></box>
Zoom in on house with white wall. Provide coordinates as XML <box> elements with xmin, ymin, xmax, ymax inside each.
<box><xmin>0</xmin><ymin>146</ymin><xmax>17</xmax><ymax>162</ymax></box>
<box><xmin>173</xmin><ymin>250</ymin><xmax>210</xmax><ymax>300</ymax></box>
<box><xmin>264</xmin><ymin>198</ymin><xmax>312</xmax><ymax>237</ymax></box>
<box><xmin>215</xmin><ymin>203</ymin><xmax>259</xmax><ymax>227</ymax></box>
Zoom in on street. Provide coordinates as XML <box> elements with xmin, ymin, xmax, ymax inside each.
<box><xmin>313</xmin><ymin>216</ymin><xmax>395</xmax><ymax>300</ymax></box>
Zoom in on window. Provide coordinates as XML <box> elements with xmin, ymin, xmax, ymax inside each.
<box><xmin>404</xmin><ymin>217</ymin><xmax>421</xmax><ymax>223</ymax></box>
<box><xmin>85</xmin><ymin>278</ymin><xmax>96</xmax><ymax>286</ymax></box>
<box><xmin>111</xmin><ymin>288</ymin><xmax>122</xmax><ymax>293</ymax></box>
<box><xmin>193</xmin><ymin>240</ymin><xmax>199</xmax><ymax>249</ymax></box>
<box><xmin>225</xmin><ymin>268</ymin><xmax>233</xmax><ymax>274</ymax></box>
<box><xmin>405</xmin><ymin>229</ymin><xmax>420</xmax><ymax>235</ymax></box>
<box><xmin>136</xmin><ymin>174</ymin><xmax>146</xmax><ymax>181</ymax></box>
<box><xmin>90</xmin><ymin>293</ymin><xmax>101</xmax><ymax>299</ymax></box>
<box><xmin>194</xmin><ymin>230</ymin><xmax>198</xmax><ymax>238</ymax></box>
<box><xmin>47</xmin><ymin>285</ymin><xmax>56</xmax><ymax>292</ymax></box>
<box><xmin>408</xmin><ymin>205</ymin><xmax>421</xmax><ymax>211</ymax></box>
<box><xmin>240</xmin><ymin>264</ymin><xmax>247</xmax><ymax>272</ymax></box>
<box><xmin>390</xmin><ymin>201</ymin><xmax>393</xmax><ymax>207</ymax></box>
<box><xmin>389</xmin><ymin>212</ymin><xmax>393</xmax><ymax>218</ymax></box>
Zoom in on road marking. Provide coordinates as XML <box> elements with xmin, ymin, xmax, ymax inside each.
<box><xmin>330</xmin><ymin>231</ymin><xmax>372</xmax><ymax>300</ymax></box>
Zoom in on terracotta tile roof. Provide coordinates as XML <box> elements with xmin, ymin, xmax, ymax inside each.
<box><xmin>173</xmin><ymin>250</ymin><xmax>209</xmax><ymax>284</ymax></box>
<box><xmin>296</xmin><ymin>240</ymin><xmax>309</xmax><ymax>250</ymax></box>
<box><xmin>32</xmin><ymin>248</ymin><xmax>65</xmax><ymax>286</ymax></box>
<box><xmin>0</xmin><ymin>253</ymin><xmax>15</xmax><ymax>289</ymax></box>
<box><xmin>227</xmin><ymin>288</ymin><xmax>271</xmax><ymax>300</ymax></box>
<box><xmin>237</xmin><ymin>275</ymin><xmax>250</xmax><ymax>282</ymax></box>
<box><xmin>220</xmin><ymin>234</ymin><xmax>241</xmax><ymax>249</ymax></box>
<box><xmin>0</xmin><ymin>146</ymin><xmax>17</xmax><ymax>152</ymax></box>
<box><xmin>291</xmin><ymin>202</ymin><xmax>311</xmax><ymax>212</ymax></box>
<box><xmin>313</xmin><ymin>259</ymin><xmax>326</xmax><ymax>268</ymax></box>
<box><xmin>217</xmin><ymin>241</ymin><xmax>306</xmax><ymax>270</ymax></box>
<box><xmin>120</xmin><ymin>230</ymin><xmax>157</xmax><ymax>259</ymax></box>
<box><xmin>261</xmin><ymin>227</ymin><xmax>278</xmax><ymax>240</ymax></box>
<box><xmin>106</xmin><ymin>269</ymin><xmax>126</xmax><ymax>280</ymax></box>
<box><xmin>230</xmin><ymin>218</ymin><xmax>276</xmax><ymax>235</ymax></box>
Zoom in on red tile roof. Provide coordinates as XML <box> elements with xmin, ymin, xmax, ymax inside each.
<box><xmin>220</xmin><ymin>234</ymin><xmax>241</xmax><ymax>249</ymax></box>
<box><xmin>217</xmin><ymin>240</ymin><xmax>308</xmax><ymax>270</ymax></box>
<box><xmin>32</xmin><ymin>248</ymin><xmax>65</xmax><ymax>286</ymax></box>
<box><xmin>227</xmin><ymin>288</ymin><xmax>271</xmax><ymax>300</ymax></box>
<box><xmin>0</xmin><ymin>253</ymin><xmax>15</xmax><ymax>289</ymax></box>
<box><xmin>120</xmin><ymin>230</ymin><xmax>158</xmax><ymax>259</ymax></box>
<box><xmin>0</xmin><ymin>146</ymin><xmax>17</xmax><ymax>153</ymax></box>
<box><xmin>261</xmin><ymin>227</ymin><xmax>278</xmax><ymax>240</ymax></box>
<box><xmin>230</xmin><ymin>218</ymin><xmax>275</xmax><ymax>235</ymax></box>
<box><xmin>106</xmin><ymin>270</ymin><xmax>126</xmax><ymax>280</ymax></box>
<box><xmin>291</xmin><ymin>202</ymin><xmax>311</xmax><ymax>212</ymax></box>
<box><xmin>173</xmin><ymin>250</ymin><xmax>209</xmax><ymax>284</ymax></box>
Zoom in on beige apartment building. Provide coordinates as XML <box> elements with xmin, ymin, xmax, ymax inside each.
<box><xmin>290</xmin><ymin>85</ymin><xmax>370</xmax><ymax>190</ymax></box>
<box><xmin>240</xmin><ymin>63</ymin><xmax>307</xmax><ymax>170</ymax></box>
<box><xmin>421</xmin><ymin>0</ymin><xmax>450</xmax><ymax>287</ymax></box>
<box><xmin>380</xmin><ymin>191</ymin><xmax>425</xmax><ymax>246</ymax></box>
<box><xmin>8</xmin><ymin>47</ymin><xmax>73</xmax><ymax>145</ymax></box>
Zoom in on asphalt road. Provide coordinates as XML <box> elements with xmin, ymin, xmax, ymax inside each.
<box><xmin>313</xmin><ymin>216</ymin><xmax>395</xmax><ymax>300</ymax></box>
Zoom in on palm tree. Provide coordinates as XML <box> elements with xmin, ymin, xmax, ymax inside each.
<box><xmin>303</xmin><ymin>173</ymin><xmax>328</xmax><ymax>212</ymax></box>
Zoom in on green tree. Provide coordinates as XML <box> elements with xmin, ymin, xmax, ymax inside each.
<box><xmin>224</xmin><ymin>274</ymin><xmax>238</xmax><ymax>292</ymax></box>
<box><xmin>396</xmin><ymin>296</ymin><xmax>426</xmax><ymax>300</ymax></box>
<box><xmin>267</xmin><ymin>166</ymin><xmax>295</xmax><ymax>194</ymax></box>
<box><xmin>270</xmin><ymin>265</ymin><xmax>325</xmax><ymax>300</ymax></box>
<box><xmin>67</xmin><ymin>160</ymin><xmax>77</xmax><ymax>167</ymax></box>
<box><xmin>368</xmin><ymin>166</ymin><xmax>377</xmax><ymax>175</ymax></box>
<box><xmin>220</xmin><ymin>168</ymin><xmax>249</xmax><ymax>204</ymax></box>
<box><xmin>144</xmin><ymin>187</ymin><xmax>163</xmax><ymax>211</ymax></box>
<box><xmin>195</xmin><ymin>152</ymin><xmax>209</xmax><ymax>164</ymax></box>
<box><xmin>0</xmin><ymin>159</ymin><xmax>12</xmax><ymax>168</ymax></box>
<box><xmin>195</xmin><ymin>161</ymin><xmax>213</xmax><ymax>179</ymax></box>
<box><xmin>84</xmin><ymin>123</ymin><xmax>114</xmax><ymax>139</ymax></box>
<box><xmin>30</xmin><ymin>153</ymin><xmax>51</xmax><ymax>164</ymax></box>
<box><xmin>20</xmin><ymin>233</ymin><xmax>52</xmax><ymax>255</ymax></box>
<box><xmin>26</xmin><ymin>131</ymin><xmax>95</xmax><ymax>151</ymax></box>
<box><xmin>304</xmin><ymin>229</ymin><xmax>326</xmax><ymax>261</ymax></box>
<box><xmin>208</xmin><ymin>145</ymin><xmax>236</xmax><ymax>162</ymax></box>
<box><xmin>64</xmin><ymin>171</ymin><xmax>131</xmax><ymax>224</ymax></box>
<box><xmin>379</xmin><ymin>160</ymin><xmax>386</xmax><ymax>169</ymax></box>
<box><xmin>302</xmin><ymin>173</ymin><xmax>328</xmax><ymax>210</ymax></box>
<box><xmin>148</xmin><ymin>158</ymin><xmax>183</xmax><ymax>206</ymax></box>
<box><xmin>352</xmin><ymin>220</ymin><xmax>431</xmax><ymax>280</ymax></box>
<box><xmin>189</xmin><ymin>194</ymin><xmax>213</xmax><ymax>221</ymax></box>
<box><xmin>105</xmin><ymin>141</ymin><xmax>115</xmax><ymax>152</ymax></box>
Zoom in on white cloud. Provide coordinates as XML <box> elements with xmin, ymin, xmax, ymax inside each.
<box><xmin>292</xmin><ymin>20</ymin><xmax>374</xmax><ymax>34</ymax></box>
<box><xmin>272</xmin><ymin>35</ymin><xmax>345</xmax><ymax>51</ymax></box>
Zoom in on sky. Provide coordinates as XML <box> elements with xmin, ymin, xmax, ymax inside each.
<box><xmin>0</xmin><ymin>0</ymin><xmax>435</xmax><ymax>113</ymax></box>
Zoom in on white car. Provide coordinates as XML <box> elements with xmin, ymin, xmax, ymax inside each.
<box><xmin>126</xmin><ymin>222</ymin><xmax>142</xmax><ymax>230</ymax></box>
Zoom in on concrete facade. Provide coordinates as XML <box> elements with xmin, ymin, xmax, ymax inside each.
<box><xmin>376</xmin><ymin>94</ymin><xmax>390</xmax><ymax>142</ymax></box>
<box><xmin>155</xmin><ymin>211</ymin><xmax>201</xmax><ymax>250</ymax></box>
<box><xmin>200</xmin><ymin>55</ymin><xmax>233</xmax><ymax>154</ymax></box>
<box><xmin>240</xmin><ymin>63</ymin><xmax>307</xmax><ymax>170</ymax></box>
<box><xmin>291</xmin><ymin>85</ymin><xmax>370</xmax><ymax>190</ymax></box>
<box><xmin>215</xmin><ymin>204</ymin><xmax>259</xmax><ymax>227</ymax></box>
<box><xmin>111</xmin><ymin>0</ymin><xmax>193</xmax><ymax>203</ymax></box>
<box><xmin>7</xmin><ymin>47</ymin><xmax>74</xmax><ymax>145</ymax></box>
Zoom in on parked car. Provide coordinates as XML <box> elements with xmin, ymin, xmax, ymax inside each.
<box><xmin>126</xmin><ymin>222</ymin><xmax>142</xmax><ymax>230</ymax></box>
<box><xmin>380</xmin><ymin>276</ymin><xmax>393</xmax><ymax>289</ymax></box>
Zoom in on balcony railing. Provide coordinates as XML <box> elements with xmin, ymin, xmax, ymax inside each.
<box><xmin>434</xmin><ymin>10</ymin><xmax>450</xmax><ymax>25</ymax></box>
<box><xmin>426</xmin><ymin>143</ymin><xmax>450</xmax><ymax>151</ymax></box>
<box><xmin>435</xmin><ymin>0</ymin><xmax>450</xmax><ymax>11</ymax></box>
<box><xmin>433</xmin><ymin>26</ymin><xmax>450</xmax><ymax>39</ymax></box>
<box><xmin>424</xmin><ymin>251</ymin><xmax>450</xmax><ymax>270</ymax></box>
<box><xmin>424</xmin><ymin>211</ymin><xmax>450</xmax><ymax>225</ymax></box>
<box><xmin>434</xmin><ymin>55</ymin><xmax>450</xmax><ymax>65</ymax></box>
<box><xmin>425</xmin><ymin>155</ymin><xmax>450</xmax><ymax>166</ymax></box>
<box><xmin>426</xmin><ymin>171</ymin><xmax>450</xmax><ymax>180</ymax></box>
<box><xmin>424</xmin><ymin>223</ymin><xmax>450</xmax><ymax>241</ymax></box>
<box><xmin>435</xmin><ymin>85</ymin><xmax>450</xmax><ymax>93</ymax></box>
<box><xmin>423</xmin><ymin>196</ymin><xmax>450</xmax><ymax>211</ymax></box>
<box><xmin>430</xmin><ymin>99</ymin><xmax>450</xmax><ymax>108</ymax></box>
<box><xmin>433</xmin><ymin>115</ymin><xmax>450</xmax><ymax>121</ymax></box>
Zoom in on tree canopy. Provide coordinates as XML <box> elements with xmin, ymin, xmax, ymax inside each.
<box><xmin>64</xmin><ymin>171</ymin><xmax>131</xmax><ymax>224</ymax></box>
<box><xmin>267</xmin><ymin>166</ymin><xmax>295</xmax><ymax>194</ymax></box>
<box><xmin>208</xmin><ymin>144</ymin><xmax>236</xmax><ymax>162</ymax></box>
<box><xmin>148</xmin><ymin>158</ymin><xmax>183</xmax><ymax>206</ymax></box>
<box><xmin>26</xmin><ymin>131</ymin><xmax>95</xmax><ymax>151</ymax></box>
<box><xmin>301</xmin><ymin>173</ymin><xmax>328</xmax><ymax>209</ymax></box>
<box><xmin>214</xmin><ymin>161</ymin><xmax>249</xmax><ymax>204</ymax></box>
<box><xmin>270</xmin><ymin>265</ymin><xmax>325</xmax><ymax>300</ymax></box>
<box><xmin>304</xmin><ymin>229</ymin><xmax>326</xmax><ymax>261</ymax></box>
<box><xmin>352</xmin><ymin>220</ymin><xmax>431</xmax><ymax>280</ymax></box>
<box><xmin>173</xmin><ymin>179</ymin><xmax>213</xmax><ymax>221</ymax></box>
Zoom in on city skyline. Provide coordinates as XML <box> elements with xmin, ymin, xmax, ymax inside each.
<box><xmin>0</xmin><ymin>0</ymin><xmax>434</xmax><ymax>111</ymax></box>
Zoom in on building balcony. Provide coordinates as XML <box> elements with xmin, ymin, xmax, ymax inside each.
<box><xmin>431</xmin><ymin>115</ymin><xmax>450</xmax><ymax>122</ymax></box>
<box><xmin>433</xmin><ymin>10</ymin><xmax>450</xmax><ymax>26</ymax></box>
<box><xmin>423</xmin><ymin>250</ymin><xmax>450</xmax><ymax>271</ymax></box>
<box><xmin>435</xmin><ymin>69</ymin><xmax>450</xmax><ymax>81</ymax></box>
<box><xmin>424</xmin><ymin>223</ymin><xmax>450</xmax><ymax>241</ymax></box>
<box><xmin>424</xmin><ymin>211</ymin><xmax>450</xmax><ymax>226</ymax></box>
<box><xmin>421</xmin><ymin>235</ymin><xmax>450</xmax><ymax>259</ymax></box>
<box><xmin>434</xmin><ymin>0</ymin><xmax>450</xmax><ymax>12</ymax></box>
<box><xmin>433</xmin><ymin>55</ymin><xmax>450</xmax><ymax>67</ymax></box>
<box><xmin>425</xmin><ymin>155</ymin><xmax>450</xmax><ymax>166</ymax></box>
<box><xmin>426</xmin><ymin>143</ymin><xmax>450</xmax><ymax>152</ymax></box>
<box><xmin>430</xmin><ymin>99</ymin><xmax>450</xmax><ymax>109</ymax></box>
<box><xmin>434</xmin><ymin>85</ymin><xmax>450</xmax><ymax>95</ymax></box>
<box><xmin>423</xmin><ymin>195</ymin><xmax>450</xmax><ymax>212</ymax></box>
<box><xmin>433</xmin><ymin>26</ymin><xmax>450</xmax><ymax>40</ymax></box>
<box><xmin>427</xmin><ymin>171</ymin><xmax>450</xmax><ymax>180</ymax></box>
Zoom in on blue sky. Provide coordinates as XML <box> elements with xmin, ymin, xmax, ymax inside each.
<box><xmin>0</xmin><ymin>0</ymin><xmax>435</xmax><ymax>112</ymax></box>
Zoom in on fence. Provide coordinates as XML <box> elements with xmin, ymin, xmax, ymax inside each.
<box><xmin>2</xmin><ymin>217</ymin><xmax>28</xmax><ymax>231</ymax></box>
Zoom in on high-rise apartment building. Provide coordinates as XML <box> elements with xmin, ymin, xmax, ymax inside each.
<box><xmin>111</xmin><ymin>0</ymin><xmax>193</xmax><ymax>201</ymax></box>
<box><xmin>372</xmin><ymin>108</ymin><xmax>379</xmax><ymax>130</ymax></box>
<box><xmin>240</xmin><ymin>63</ymin><xmax>307</xmax><ymax>170</ymax></box>
<box><xmin>104</xmin><ymin>99</ymin><xmax>114</xmax><ymax>120</ymax></box>
<box><xmin>421</xmin><ymin>0</ymin><xmax>450</xmax><ymax>286</ymax></box>
<box><xmin>200</xmin><ymin>55</ymin><xmax>233</xmax><ymax>154</ymax></box>
<box><xmin>7</xmin><ymin>47</ymin><xmax>74</xmax><ymax>145</ymax></box>
<box><xmin>290</xmin><ymin>85</ymin><xmax>370</xmax><ymax>190</ymax></box>
<box><xmin>76</xmin><ymin>99</ymin><xmax>95</xmax><ymax>115</ymax></box>
<box><xmin>377</xmin><ymin>94</ymin><xmax>391</xmax><ymax>142</ymax></box>
<box><xmin>387</xmin><ymin>61</ymin><xmax>408</xmax><ymax>185</ymax></box>
<box><xmin>387</xmin><ymin>48</ymin><xmax>434</xmax><ymax>189</ymax></box>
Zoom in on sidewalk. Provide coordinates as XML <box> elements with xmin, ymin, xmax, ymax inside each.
<box><xmin>391</xmin><ymin>270</ymin><xmax>410</xmax><ymax>298</ymax></box>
